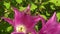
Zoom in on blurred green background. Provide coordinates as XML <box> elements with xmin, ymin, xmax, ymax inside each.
<box><xmin>0</xmin><ymin>0</ymin><xmax>60</xmax><ymax>34</ymax></box>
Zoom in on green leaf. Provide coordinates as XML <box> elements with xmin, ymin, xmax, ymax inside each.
<box><xmin>49</xmin><ymin>0</ymin><xmax>60</xmax><ymax>6</ymax></box>
<box><xmin>16</xmin><ymin>0</ymin><xmax>22</xmax><ymax>4</ymax></box>
<box><xmin>30</xmin><ymin>3</ymin><xmax>37</xmax><ymax>11</ymax></box>
<box><xmin>4</xmin><ymin>12</ymin><xmax>10</xmax><ymax>17</ymax></box>
<box><xmin>40</xmin><ymin>5</ymin><xmax>45</xmax><ymax>9</ymax></box>
<box><xmin>40</xmin><ymin>14</ymin><xmax>47</xmax><ymax>20</ymax></box>
<box><xmin>57</xmin><ymin>12</ymin><xmax>60</xmax><ymax>21</ymax></box>
<box><xmin>6</xmin><ymin>26</ymin><xmax>12</xmax><ymax>32</ymax></box>
<box><xmin>39</xmin><ymin>5</ymin><xmax>46</xmax><ymax>11</ymax></box>
<box><xmin>35</xmin><ymin>25</ymin><xmax>38</xmax><ymax>31</ymax></box>
<box><xmin>35</xmin><ymin>0</ymin><xmax>38</xmax><ymax>3</ymax></box>
<box><xmin>19</xmin><ymin>7</ymin><xmax>26</xmax><ymax>11</ymax></box>
<box><xmin>50</xmin><ymin>5</ymin><xmax>55</xmax><ymax>10</ymax></box>
<box><xmin>46</xmin><ymin>11</ymin><xmax>50</xmax><ymax>16</ymax></box>
<box><xmin>4</xmin><ymin>2</ymin><xmax>10</xmax><ymax>9</ymax></box>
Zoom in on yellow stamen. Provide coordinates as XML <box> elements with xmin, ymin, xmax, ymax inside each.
<box><xmin>16</xmin><ymin>25</ymin><xmax>26</xmax><ymax>33</ymax></box>
<box><xmin>28</xmin><ymin>33</ymin><xmax>31</xmax><ymax>34</ymax></box>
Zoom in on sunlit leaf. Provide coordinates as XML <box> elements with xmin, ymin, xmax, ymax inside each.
<box><xmin>4</xmin><ymin>2</ymin><xmax>10</xmax><ymax>9</ymax></box>
<box><xmin>16</xmin><ymin>0</ymin><xmax>22</xmax><ymax>4</ymax></box>
<box><xmin>40</xmin><ymin>14</ymin><xmax>47</xmax><ymax>20</ymax></box>
<box><xmin>35</xmin><ymin>25</ymin><xmax>38</xmax><ymax>31</ymax></box>
<box><xmin>6</xmin><ymin>26</ymin><xmax>12</xmax><ymax>32</ymax></box>
<box><xmin>57</xmin><ymin>12</ymin><xmax>60</xmax><ymax>21</ymax></box>
<box><xmin>39</xmin><ymin>5</ymin><xmax>46</xmax><ymax>11</ymax></box>
<box><xmin>4</xmin><ymin>10</ymin><xmax>10</xmax><ymax>17</ymax></box>
<box><xmin>50</xmin><ymin>5</ymin><xmax>55</xmax><ymax>10</ymax></box>
<box><xmin>19</xmin><ymin>7</ymin><xmax>26</xmax><ymax>11</ymax></box>
<box><xmin>35</xmin><ymin>0</ymin><xmax>38</xmax><ymax>3</ymax></box>
<box><xmin>49</xmin><ymin>0</ymin><xmax>60</xmax><ymax>6</ymax></box>
<box><xmin>46</xmin><ymin>11</ymin><xmax>50</xmax><ymax>16</ymax></box>
<box><xmin>30</xmin><ymin>3</ymin><xmax>37</xmax><ymax>11</ymax></box>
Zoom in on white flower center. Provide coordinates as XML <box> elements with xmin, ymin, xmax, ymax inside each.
<box><xmin>16</xmin><ymin>25</ymin><xmax>32</xmax><ymax>34</ymax></box>
<box><xmin>16</xmin><ymin>25</ymin><xmax>26</xmax><ymax>33</ymax></box>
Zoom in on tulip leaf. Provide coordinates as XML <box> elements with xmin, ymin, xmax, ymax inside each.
<box><xmin>19</xmin><ymin>7</ymin><xmax>26</xmax><ymax>11</ymax></box>
<box><xmin>35</xmin><ymin>0</ymin><xmax>38</xmax><ymax>3</ymax></box>
<box><xmin>46</xmin><ymin>11</ymin><xmax>50</xmax><ymax>16</ymax></box>
<box><xmin>40</xmin><ymin>14</ymin><xmax>47</xmax><ymax>20</ymax></box>
<box><xmin>49</xmin><ymin>0</ymin><xmax>60</xmax><ymax>6</ymax></box>
<box><xmin>39</xmin><ymin>5</ymin><xmax>46</xmax><ymax>11</ymax></box>
<box><xmin>30</xmin><ymin>3</ymin><xmax>37</xmax><ymax>11</ymax></box>
<box><xmin>35</xmin><ymin>25</ymin><xmax>38</xmax><ymax>31</ymax></box>
<box><xmin>6</xmin><ymin>26</ymin><xmax>12</xmax><ymax>32</ymax></box>
<box><xmin>16</xmin><ymin>0</ymin><xmax>22</xmax><ymax>4</ymax></box>
<box><xmin>57</xmin><ymin>12</ymin><xmax>60</xmax><ymax>21</ymax></box>
<box><xmin>50</xmin><ymin>5</ymin><xmax>55</xmax><ymax>10</ymax></box>
<box><xmin>4</xmin><ymin>2</ymin><xmax>10</xmax><ymax>9</ymax></box>
<box><xmin>4</xmin><ymin>11</ymin><xmax>10</xmax><ymax>17</ymax></box>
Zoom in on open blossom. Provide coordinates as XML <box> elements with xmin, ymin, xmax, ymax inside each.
<box><xmin>38</xmin><ymin>12</ymin><xmax>60</xmax><ymax>34</ymax></box>
<box><xmin>2</xmin><ymin>4</ymin><xmax>60</xmax><ymax>34</ymax></box>
<box><xmin>2</xmin><ymin>5</ymin><xmax>46</xmax><ymax>34</ymax></box>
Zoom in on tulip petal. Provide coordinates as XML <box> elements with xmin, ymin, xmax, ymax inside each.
<box><xmin>47</xmin><ymin>12</ymin><xmax>57</xmax><ymax>24</ymax></box>
<box><xmin>33</xmin><ymin>15</ymin><xmax>46</xmax><ymax>26</ymax></box>
<box><xmin>46</xmin><ymin>12</ymin><xmax>58</xmax><ymax>28</ymax></box>
<box><xmin>11</xmin><ymin>32</ymin><xmax>24</xmax><ymax>34</ymax></box>
<box><xmin>3</xmin><ymin>4</ymin><xmax>38</xmax><ymax>34</ymax></box>
<box><xmin>23</xmin><ymin>4</ymin><xmax>30</xmax><ymax>15</ymax></box>
<box><xmin>20</xmin><ymin>15</ymin><xmax>35</xmax><ymax>28</ymax></box>
<box><xmin>1</xmin><ymin>17</ymin><xmax>14</xmax><ymax>26</ymax></box>
<box><xmin>27</xmin><ymin>28</ymin><xmax>37</xmax><ymax>34</ymax></box>
<box><xmin>39</xmin><ymin>12</ymin><xmax>60</xmax><ymax>34</ymax></box>
<box><xmin>12</xmin><ymin>7</ymin><xmax>24</xmax><ymax>24</ymax></box>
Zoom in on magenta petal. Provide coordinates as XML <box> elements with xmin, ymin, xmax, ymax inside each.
<box><xmin>12</xmin><ymin>7</ymin><xmax>21</xmax><ymax>13</ymax></box>
<box><xmin>30</xmin><ymin>30</ymin><xmax>37</xmax><ymax>34</ymax></box>
<box><xmin>23</xmin><ymin>4</ymin><xmax>30</xmax><ymax>13</ymax></box>
<box><xmin>12</xmin><ymin>7</ymin><xmax>24</xmax><ymax>24</ymax></box>
<box><xmin>47</xmin><ymin>12</ymin><xmax>57</xmax><ymax>24</ymax></box>
<box><xmin>11</xmin><ymin>5</ymin><xmax>34</xmax><ymax>28</ymax></box>
<box><xmin>1</xmin><ymin>17</ymin><xmax>14</xmax><ymax>26</ymax></box>
<box><xmin>11</xmin><ymin>32</ymin><xmax>24</xmax><ymax>34</ymax></box>
<box><xmin>39</xmin><ymin>12</ymin><xmax>60</xmax><ymax>34</ymax></box>
<box><xmin>46</xmin><ymin>12</ymin><xmax>58</xmax><ymax>27</ymax></box>
<box><xmin>2</xmin><ymin>4</ymin><xmax>38</xmax><ymax>34</ymax></box>
<box><xmin>26</xmin><ymin>28</ymin><xmax>37</xmax><ymax>34</ymax></box>
<box><xmin>12</xmin><ymin>7</ymin><xmax>22</xmax><ymax>19</ymax></box>
<box><xmin>33</xmin><ymin>15</ymin><xmax>46</xmax><ymax>26</ymax></box>
<box><xmin>19</xmin><ymin>15</ymin><xmax>35</xmax><ymax>28</ymax></box>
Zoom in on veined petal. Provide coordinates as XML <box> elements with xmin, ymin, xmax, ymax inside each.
<box><xmin>1</xmin><ymin>17</ymin><xmax>14</xmax><ymax>26</ymax></box>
